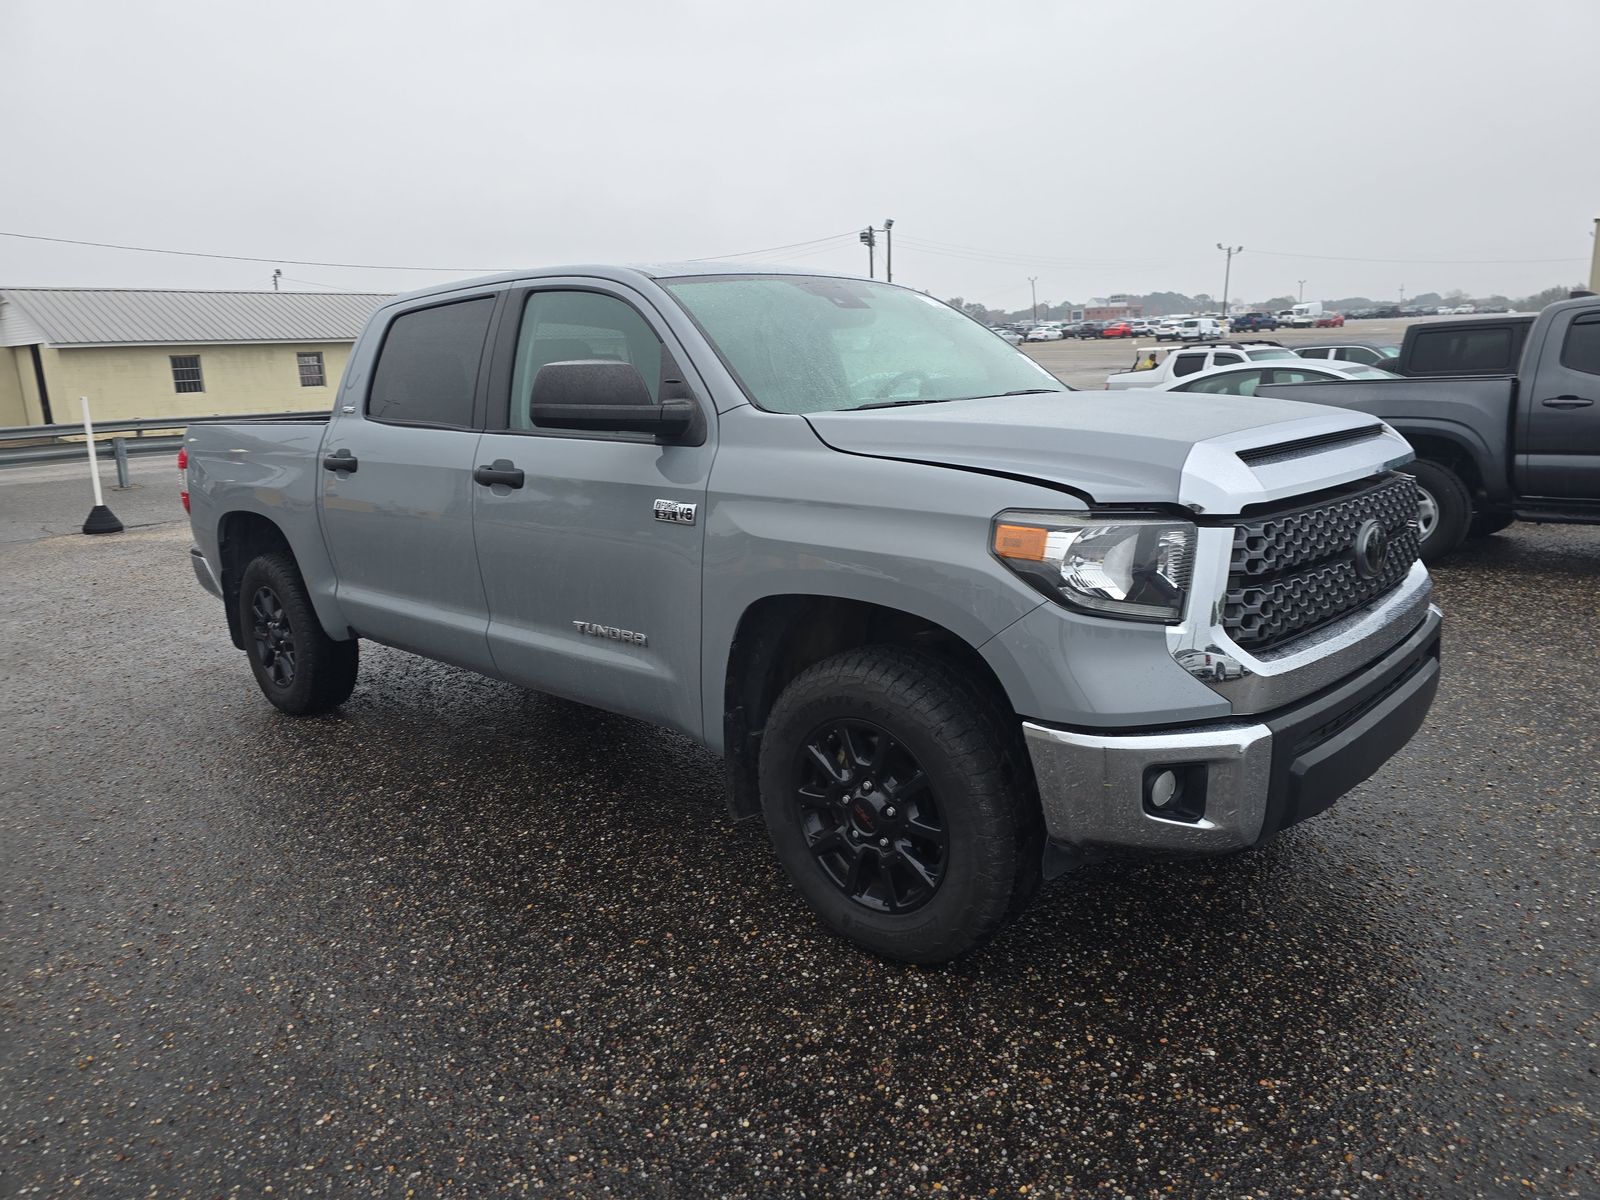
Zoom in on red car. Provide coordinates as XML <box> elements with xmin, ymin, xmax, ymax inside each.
<box><xmin>1314</xmin><ymin>312</ymin><xmax>1346</xmax><ymax>328</ymax></box>
<box><xmin>1100</xmin><ymin>321</ymin><xmax>1134</xmax><ymax>338</ymax></box>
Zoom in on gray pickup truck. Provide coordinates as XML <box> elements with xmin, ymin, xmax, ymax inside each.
<box><xmin>1259</xmin><ymin>294</ymin><xmax>1600</xmax><ymax>560</ymax></box>
<box><xmin>185</xmin><ymin>264</ymin><xmax>1442</xmax><ymax>963</ymax></box>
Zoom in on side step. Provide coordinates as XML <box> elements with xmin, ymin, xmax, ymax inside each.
<box><xmin>1514</xmin><ymin>498</ymin><xmax>1600</xmax><ymax>526</ymax></box>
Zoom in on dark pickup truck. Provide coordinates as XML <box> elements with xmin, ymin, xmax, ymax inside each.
<box><xmin>1259</xmin><ymin>295</ymin><xmax>1600</xmax><ymax>560</ymax></box>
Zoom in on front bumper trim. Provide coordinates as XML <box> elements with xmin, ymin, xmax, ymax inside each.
<box><xmin>1026</xmin><ymin>604</ymin><xmax>1442</xmax><ymax>855</ymax></box>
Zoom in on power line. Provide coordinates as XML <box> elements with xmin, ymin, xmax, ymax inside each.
<box><xmin>1244</xmin><ymin>247</ymin><xmax>1587</xmax><ymax>266</ymax></box>
<box><xmin>694</xmin><ymin>231</ymin><xmax>859</xmax><ymax>261</ymax></box>
<box><xmin>0</xmin><ymin>229</ymin><xmax>494</xmax><ymax>272</ymax></box>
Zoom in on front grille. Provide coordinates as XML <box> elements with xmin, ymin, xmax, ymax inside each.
<box><xmin>1223</xmin><ymin>474</ymin><xmax>1420</xmax><ymax>651</ymax></box>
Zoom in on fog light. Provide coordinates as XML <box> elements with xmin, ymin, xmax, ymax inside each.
<box><xmin>1148</xmin><ymin>769</ymin><xmax>1179</xmax><ymax>810</ymax></box>
<box><xmin>1142</xmin><ymin>763</ymin><xmax>1208</xmax><ymax>823</ymax></box>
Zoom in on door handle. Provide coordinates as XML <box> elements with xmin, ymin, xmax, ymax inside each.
<box><xmin>1542</xmin><ymin>395</ymin><xmax>1594</xmax><ymax>409</ymax></box>
<box><xmin>322</xmin><ymin>450</ymin><xmax>358</xmax><ymax>473</ymax></box>
<box><xmin>473</xmin><ymin>460</ymin><xmax>525</xmax><ymax>489</ymax></box>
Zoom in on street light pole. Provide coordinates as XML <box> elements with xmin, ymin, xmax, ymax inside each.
<box><xmin>859</xmin><ymin>227</ymin><xmax>877</xmax><ymax>279</ymax></box>
<box><xmin>884</xmin><ymin>218</ymin><xmax>894</xmax><ymax>283</ymax></box>
<box><xmin>1217</xmin><ymin>243</ymin><xmax>1243</xmax><ymax>322</ymax></box>
<box><xmin>1028</xmin><ymin>276</ymin><xmax>1039</xmax><ymax>323</ymax></box>
<box><xmin>1297</xmin><ymin>279</ymin><xmax>1306</xmax><ymax>302</ymax></box>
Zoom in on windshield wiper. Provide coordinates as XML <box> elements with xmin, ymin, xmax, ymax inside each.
<box><xmin>997</xmin><ymin>388</ymin><xmax>1061</xmax><ymax>396</ymax></box>
<box><xmin>854</xmin><ymin>397</ymin><xmax>961</xmax><ymax>410</ymax></box>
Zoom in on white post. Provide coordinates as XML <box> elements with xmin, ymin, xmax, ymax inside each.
<box><xmin>81</xmin><ymin>396</ymin><xmax>106</xmax><ymax>507</ymax></box>
<box><xmin>78</xmin><ymin>395</ymin><xmax>123</xmax><ymax>534</ymax></box>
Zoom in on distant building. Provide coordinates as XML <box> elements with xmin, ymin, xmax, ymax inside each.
<box><xmin>1070</xmin><ymin>303</ymin><xmax>1145</xmax><ymax>321</ymax></box>
<box><xmin>0</xmin><ymin>288</ymin><xmax>391</xmax><ymax>425</ymax></box>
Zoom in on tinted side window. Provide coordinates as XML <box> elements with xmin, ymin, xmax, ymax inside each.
<box><xmin>368</xmin><ymin>297</ymin><xmax>495</xmax><ymax>426</ymax></box>
<box><xmin>1409</xmin><ymin>327</ymin><xmax>1513</xmax><ymax>374</ymax></box>
<box><xmin>1172</xmin><ymin>354</ymin><xmax>1205</xmax><ymax>378</ymax></box>
<box><xmin>1298</xmin><ymin>348</ymin><xmax>1330</xmax><ymax>359</ymax></box>
<box><xmin>510</xmin><ymin>291</ymin><xmax>663</xmax><ymax>430</ymax></box>
<box><xmin>1559</xmin><ymin>314</ymin><xmax>1600</xmax><ymax>376</ymax></box>
<box><xmin>1212</xmin><ymin>353</ymin><xmax>1244</xmax><ymax>366</ymax></box>
<box><xmin>1183</xmin><ymin>370</ymin><xmax>1263</xmax><ymax>396</ymax></box>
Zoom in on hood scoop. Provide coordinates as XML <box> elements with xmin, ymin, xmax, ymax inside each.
<box><xmin>1235</xmin><ymin>424</ymin><xmax>1387</xmax><ymax>468</ymax></box>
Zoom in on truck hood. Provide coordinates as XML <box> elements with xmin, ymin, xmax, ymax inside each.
<box><xmin>803</xmin><ymin>390</ymin><xmax>1414</xmax><ymax>513</ymax></box>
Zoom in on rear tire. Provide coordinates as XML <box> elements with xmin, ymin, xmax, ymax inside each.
<box><xmin>1405</xmin><ymin>459</ymin><xmax>1471</xmax><ymax>563</ymax></box>
<box><xmin>758</xmin><ymin>646</ymin><xmax>1041</xmax><ymax>964</ymax></box>
<box><xmin>237</xmin><ymin>553</ymin><xmax>358</xmax><ymax>715</ymax></box>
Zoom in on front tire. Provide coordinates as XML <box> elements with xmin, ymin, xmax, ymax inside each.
<box><xmin>237</xmin><ymin>553</ymin><xmax>358</xmax><ymax>715</ymax></box>
<box><xmin>758</xmin><ymin>646</ymin><xmax>1040</xmax><ymax>964</ymax></box>
<box><xmin>1405</xmin><ymin>460</ymin><xmax>1472</xmax><ymax>562</ymax></box>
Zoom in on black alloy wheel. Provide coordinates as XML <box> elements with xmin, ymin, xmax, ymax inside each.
<box><xmin>251</xmin><ymin>585</ymin><xmax>297</xmax><ymax>688</ymax></box>
<box><xmin>793</xmin><ymin>719</ymin><xmax>947</xmax><ymax>914</ymax></box>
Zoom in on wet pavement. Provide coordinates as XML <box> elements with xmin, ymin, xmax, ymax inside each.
<box><xmin>2</xmin><ymin>507</ymin><xmax>1597</xmax><ymax>1198</ymax></box>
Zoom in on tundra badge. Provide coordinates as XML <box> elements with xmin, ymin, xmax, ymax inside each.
<box><xmin>653</xmin><ymin>499</ymin><xmax>697</xmax><ymax>525</ymax></box>
<box><xmin>572</xmin><ymin>621</ymin><xmax>648</xmax><ymax>647</ymax></box>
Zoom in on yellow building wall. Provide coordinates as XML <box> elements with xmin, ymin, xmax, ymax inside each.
<box><xmin>0</xmin><ymin>348</ymin><xmax>30</xmax><ymax>425</ymax></box>
<box><xmin>42</xmin><ymin>341</ymin><xmax>356</xmax><ymax>422</ymax></box>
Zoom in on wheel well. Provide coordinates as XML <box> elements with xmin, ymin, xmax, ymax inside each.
<box><xmin>1405</xmin><ymin>435</ymin><xmax>1488</xmax><ymax>509</ymax></box>
<box><xmin>720</xmin><ymin>596</ymin><xmax>1015</xmax><ymax>819</ymax></box>
<box><xmin>216</xmin><ymin>512</ymin><xmax>293</xmax><ymax>649</ymax></box>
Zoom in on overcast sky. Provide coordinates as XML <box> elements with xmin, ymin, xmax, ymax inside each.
<box><xmin>3</xmin><ymin>0</ymin><xmax>1595</xmax><ymax>309</ymax></box>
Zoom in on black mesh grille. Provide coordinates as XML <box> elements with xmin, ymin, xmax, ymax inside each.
<box><xmin>1223</xmin><ymin>474</ymin><xmax>1420</xmax><ymax>651</ymax></box>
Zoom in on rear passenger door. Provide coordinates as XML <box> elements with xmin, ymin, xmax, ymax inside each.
<box><xmin>317</xmin><ymin>292</ymin><xmax>500</xmax><ymax>674</ymax></box>
<box><xmin>470</xmin><ymin>281</ymin><xmax>715</xmax><ymax>738</ymax></box>
<box><xmin>1521</xmin><ymin>307</ymin><xmax>1600</xmax><ymax>497</ymax></box>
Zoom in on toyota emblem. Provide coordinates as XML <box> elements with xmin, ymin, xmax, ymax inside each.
<box><xmin>1353</xmin><ymin>519</ymin><xmax>1390</xmax><ymax>579</ymax></box>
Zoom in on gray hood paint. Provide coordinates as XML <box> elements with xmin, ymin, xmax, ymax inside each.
<box><xmin>805</xmin><ymin>389</ymin><xmax>1412</xmax><ymax>512</ymax></box>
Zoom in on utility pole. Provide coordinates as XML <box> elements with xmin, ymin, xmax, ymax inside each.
<box><xmin>1400</xmin><ymin>282</ymin><xmax>1406</xmax><ymax>304</ymax></box>
<box><xmin>1297</xmin><ymin>279</ymin><xmax>1306</xmax><ymax>302</ymax></box>
<box><xmin>272</xmin><ymin>268</ymin><xmax>282</xmax><ymax>292</ymax></box>
<box><xmin>1028</xmin><ymin>276</ymin><xmax>1039</xmax><ymax>323</ymax></box>
<box><xmin>859</xmin><ymin>227</ymin><xmax>877</xmax><ymax>279</ymax></box>
<box><xmin>1217</xmin><ymin>244</ymin><xmax>1242</xmax><ymax>319</ymax></box>
<box><xmin>883</xmin><ymin>218</ymin><xmax>894</xmax><ymax>283</ymax></box>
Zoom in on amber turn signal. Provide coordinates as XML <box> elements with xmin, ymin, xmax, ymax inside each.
<box><xmin>993</xmin><ymin>523</ymin><xmax>1048</xmax><ymax>561</ymax></box>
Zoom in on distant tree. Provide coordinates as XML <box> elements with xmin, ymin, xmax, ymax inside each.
<box><xmin>1517</xmin><ymin>284</ymin><xmax>1583</xmax><ymax>310</ymax></box>
<box><xmin>1410</xmin><ymin>292</ymin><xmax>1443</xmax><ymax>308</ymax></box>
<box><xmin>1443</xmin><ymin>289</ymin><xmax>1469</xmax><ymax>303</ymax></box>
<box><xmin>1261</xmin><ymin>295</ymin><xmax>1296</xmax><ymax>310</ymax></box>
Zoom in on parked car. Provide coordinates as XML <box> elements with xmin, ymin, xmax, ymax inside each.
<box><xmin>1104</xmin><ymin>341</ymin><xmax>1300</xmax><ymax>389</ymax></box>
<box><xmin>1153</xmin><ymin>317</ymin><xmax>1189</xmax><ymax>342</ymax></box>
<box><xmin>1230</xmin><ymin>312</ymin><xmax>1279</xmax><ymax>333</ymax></box>
<box><xmin>991</xmin><ymin>326</ymin><xmax>1024</xmax><ymax>345</ymax></box>
<box><xmin>1451</xmin><ymin>304</ymin><xmax>1477</xmax><ymax>315</ymax></box>
<box><xmin>1023</xmin><ymin>325</ymin><xmax>1063</xmax><ymax>342</ymax></box>
<box><xmin>183</xmin><ymin>262</ymin><xmax>1440</xmax><ymax>963</ymax></box>
<box><xmin>1153</xmin><ymin>360</ymin><xmax>1399</xmax><ymax>397</ymax></box>
<box><xmin>1294</xmin><ymin>342</ymin><xmax>1400</xmax><ymax>367</ymax></box>
<box><xmin>1313</xmin><ymin>313</ymin><xmax>1346</xmax><ymax>328</ymax></box>
<box><xmin>1100</xmin><ymin>321</ymin><xmax>1134</xmax><ymax>338</ymax></box>
<box><xmin>1127</xmin><ymin>318</ymin><xmax>1159</xmax><ymax>337</ymax></box>
<box><xmin>1172</xmin><ymin>316</ymin><xmax>1228</xmax><ymax>341</ymax></box>
<box><xmin>1258</xmin><ymin>293</ymin><xmax>1600</xmax><ymax>561</ymax></box>
<box><xmin>1073</xmin><ymin>320</ymin><xmax>1107</xmax><ymax>339</ymax></box>
<box><xmin>1287</xmin><ymin>302</ymin><xmax>1324</xmax><ymax>328</ymax></box>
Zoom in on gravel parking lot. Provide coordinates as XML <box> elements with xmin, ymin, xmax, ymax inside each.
<box><xmin>2</xmin><ymin>452</ymin><xmax>1597</xmax><ymax>1197</ymax></box>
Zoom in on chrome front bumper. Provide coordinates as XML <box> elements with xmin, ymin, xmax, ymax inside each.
<box><xmin>190</xmin><ymin>547</ymin><xmax>222</xmax><ymax>598</ymax></box>
<box><xmin>1024</xmin><ymin>604</ymin><xmax>1443</xmax><ymax>855</ymax></box>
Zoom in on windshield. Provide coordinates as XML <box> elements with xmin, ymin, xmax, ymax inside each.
<box><xmin>663</xmin><ymin>275</ymin><xmax>1069</xmax><ymax>413</ymax></box>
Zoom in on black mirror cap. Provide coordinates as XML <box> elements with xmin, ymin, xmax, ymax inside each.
<box><xmin>530</xmin><ymin>359</ymin><xmax>654</xmax><ymax>409</ymax></box>
<box><xmin>528</xmin><ymin>359</ymin><xmax>704</xmax><ymax>444</ymax></box>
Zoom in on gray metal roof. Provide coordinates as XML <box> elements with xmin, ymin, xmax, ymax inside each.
<box><xmin>0</xmin><ymin>288</ymin><xmax>393</xmax><ymax>348</ymax></box>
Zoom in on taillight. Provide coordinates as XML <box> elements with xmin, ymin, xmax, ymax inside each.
<box><xmin>177</xmin><ymin>446</ymin><xmax>190</xmax><ymax>513</ymax></box>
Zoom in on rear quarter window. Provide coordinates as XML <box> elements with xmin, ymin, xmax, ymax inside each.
<box><xmin>1408</xmin><ymin>326</ymin><xmax>1514</xmax><ymax>375</ymax></box>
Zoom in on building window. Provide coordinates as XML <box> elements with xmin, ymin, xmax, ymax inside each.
<box><xmin>297</xmin><ymin>351</ymin><xmax>326</xmax><ymax>387</ymax></box>
<box><xmin>170</xmin><ymin>355</ymin><xmax>204</xmax><ymax>394</ymax></box>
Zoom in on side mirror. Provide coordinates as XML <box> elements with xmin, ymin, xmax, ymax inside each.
<box><xmin>529</xmin><ymin>360</ymin><xmax>694</xmax><ymax>438</ymax></box>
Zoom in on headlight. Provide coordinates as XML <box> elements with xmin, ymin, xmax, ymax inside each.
<box><xmin>992</xmin><ymin>511</ymin><xmax>1196</xmax><ymax>623</ymax></box>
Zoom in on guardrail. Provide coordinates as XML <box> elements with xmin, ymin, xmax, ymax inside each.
<box><xmin>0</xmin><ymin>410</ymin><xmax>327</xmax><ymax>482</ymax></box>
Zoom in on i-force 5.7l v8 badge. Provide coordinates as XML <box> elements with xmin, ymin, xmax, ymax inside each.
<box><xmin>653</xmin><ymin>499</ymin><xmax>697</xmax><ymax>525</ymax></box>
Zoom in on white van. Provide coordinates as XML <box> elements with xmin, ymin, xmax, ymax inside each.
<box><xmin>1173</xmin><ymin>317</ymin><xmax>1225</xmax><ymax>341</ymax></box>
